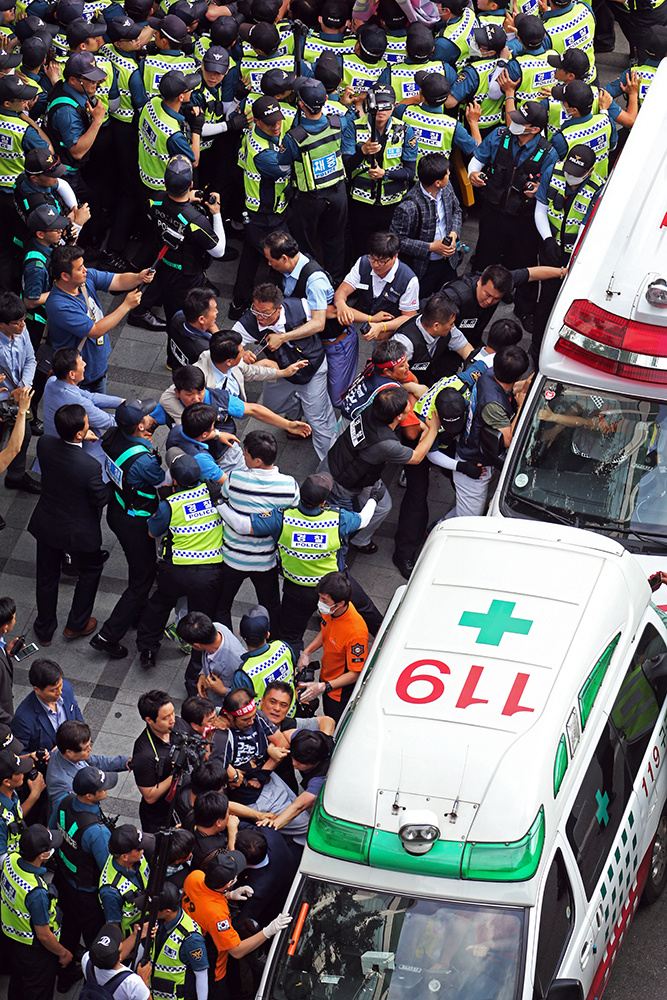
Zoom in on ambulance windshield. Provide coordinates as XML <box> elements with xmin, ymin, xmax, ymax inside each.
<box><xmin>270</xmin><ymin>879</ymin><xmax>525</xmax><ymax>1000</ymax></box>
<box><xmin>503</xmin><ymin>379</ymin><xmax>667</xmax><ymax>547</ymax></box>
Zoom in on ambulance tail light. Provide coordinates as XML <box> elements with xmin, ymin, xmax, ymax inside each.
<box><xmin>555</xmin><ymin>299</ymin><xmax>667</xmax><ymax>384</ymax></box>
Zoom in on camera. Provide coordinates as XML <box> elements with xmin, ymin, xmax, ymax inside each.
<box><xmin>169</xmin><ymin>730</ymin><xmax>208</xmax><ymax>776</ymax></box>
<box><xmin>0</xmin><ymin>401</ymin><xmax>19</xmax><ymax>422</ymax></box>
<box><xmin>194</xmin><ymin>189</ymin><xmax>218</xmax><ymax>206</ymax></box>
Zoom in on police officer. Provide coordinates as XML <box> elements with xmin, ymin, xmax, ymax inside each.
<box><xmin>394</xmin><ymin>71</ymin><xmax>481</xmax><ymax>160</ymax></box>
<box><xmin>501</xmin><ymin>14</ymin><xmax>556</xmax><ymax>104</ymax></box>
<box><xmin>340</xmin><ymin>25</ymin><xmax>390</xmax><ymax>94</ymax></box>
<box><xmin>22</xmin><ymin>205</ymin><xmax>69</xmax><ymax>355</ymax></box>
<box><xmin>604</xmin><ymin>25</ymin><xmax>667</xmax><ymax>110</ymax></box>
<box><xmin>445</xmin><ymin>24</ymin><xmax>509</xmax><ymax>137</ymax></box>
<box><xmin>138</xmin><ymin>14</ymin><xmax>197</xmax><ymax>100</ymax></box>
<box><xmin>148</xmin><ymin>882</ymin><xmax>209</xmax><ymax>1000</ymax></box>
<box><xmin>20</xmin><ymin>35</ymin><xmax>57</xmax><ymax>122</ymax></box>
<box><xmin>468</xmin><ymin>100</ymin><xmax>558</xmax><ymax>328</ymax></box>
<box><xmin>136</xmin><ymin>454</ymin><xmax>224</xmax><ymax>668</ymax></box>
<box><xmin>1</xmin><ymin>825</ymin><xmax>71</xmax><ymax>1000</ymax></box>
<box><xmin>238</xmin><ymin>22</ymin><xmax>299</xmax><ymax>103</ymax></box>
<box><xmin>53</xmin><ymin>765</ymin><xmax>119</xmax><ymax>963</ymax></box>
<box><xmin>433</xmin><ymin>0</ymin><xmax>477</xmax><ymax>67</ymax></box>
<box><xmin>217</xmin><ymin>472</ymin><xmax>383</xmax><ymax>651</ymax></box>
<box><xmin>98</xmin><ymin>824</ymin><xmax>149</xmax><ymax>935</ymax></box>
<box><xmin>138</xmin><ymin>70</ymin><xmax>201</xmax><ymax>197</ymax></box>
<box><xmin>89</xmin><ymin>399</ymin><xmax>164</xmax><ymax>660</ymax></box>
<box><xmin>0</xmin><ymin>746</ymin><xmax>44</xmax><ymax>861</ymax></box>
<box><xmin>13</xmin><ymin>148</ymin><xmax>83</xmax><ymax>240</ymax></box>
<box><xmin>541</xmin><ymin>0</ymin><xmax>595</xmax><ymax>81</ymax></box>
<box><xmin>231</xmin><ymin>96</ymin><xmax>291</xmax><ymax>317</ymax></box>
<box><xmin>149</xmin><ymin>155</ymin><xmax>225</xmax><ymax>329</ymax></box>
<box><xmin>390</xmin><ymin>23</ymin><xmax>456</xmax><ymax>106</ymax></box>
<box><xmin>549</xmin><ymin>80</ymin><xmax>615</xmax><ymax>179</ymax></box>
<box><xmin>302</xmin><ymin>0</ymin><xmax>356</xmax><ymax>62</ymax></box>
<box><xmin>532</xmin><ymin>144</ymin><xmax>604</xmax><ymax>359</ymax></box>
<box><xmin>278</xmin><ymin>78</ymin><xmax>351</xmax><ymax>286</ymax></box>
<box><xmin>192</xmin><ymin>44</ymin><xmax>248</xmax><ymax>207</ymax></box>
<box><xmin>347</xmin><ymin>83</ymin><xmax>417</xmax><ymax>260</ymax></box>
<box><xmin>233</xmin><ymin>605</ymin><xmax>298</xmax><ymax>714</ymax></box>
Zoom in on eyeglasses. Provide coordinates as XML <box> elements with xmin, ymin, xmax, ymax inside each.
<box><xmin>6</xmin><ymin>319</ymin><xmax>24</xmax><ymax>329</ymax></box>
<box><xmin>368</xmin><ymin>255</ymin><xmax>393</xmax><ymax>266</ymax></box>
<box><xmin>251</xmin><ymin>304</ymin><xmax>279</xmax><ymax>318</ymax></box>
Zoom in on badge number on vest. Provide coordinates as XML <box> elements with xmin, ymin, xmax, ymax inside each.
<box><xmin>350</xmin><ymin>415</ymin><xmax>366</xmax><ymax>447</ymax></box>
<box><xmin>413</xmin><ymin>127</ymin><xmax>442</xmax><ymax>148</ymax></box>
<box><xmin>105</xmin><ymin>457</ymin><xmax>123</xmax><ymax>489</ymax></box>
<box><xmin>312</xmin><ymin>152</ymin><xmax>338</xmax><ymax>180</ymax></box>
<box><xmin>0</xmin><ymin>134</ymin><xmax>12</xmax><ymax>151</ymax></box>
<box><xmin>291</xmin><ymin>531</ymin><xmax>327</xmax><ymax>549</ymax></box>
<box><xmin>141</xmin><ymin>118</ymin><xmax>158</xmax><ymax>149</ymax></box>
<box><xmin>183</xmin><ymin>498</ymin><xmax>214</xmax><ymax>520</ymax></box>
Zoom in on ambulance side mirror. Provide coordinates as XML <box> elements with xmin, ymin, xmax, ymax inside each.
<box><xmin>544</xmin><ymin>980</ymin><xmax>584</xmax><ymax>1000</ymax></box>
<box><xmin>480</xmin><ymin>425</ymin><xmax>506</xmax><ymax>470</ymax></box>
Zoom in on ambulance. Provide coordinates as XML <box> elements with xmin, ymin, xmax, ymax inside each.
<box><xmin>488</xmin><ymin>63</ymin><xmax>667</xmax><ymax>584</ymax></box>
<box><xmin>256</xmin><ymin>518</ymin><xmax>667</xmax><ymax>1000</ymax></box>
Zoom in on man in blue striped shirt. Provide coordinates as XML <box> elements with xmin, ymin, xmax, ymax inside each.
<box><xmin>216</xmin><ymin>430</ymin><xmax>299</xmax><ymax>636</ymax></box>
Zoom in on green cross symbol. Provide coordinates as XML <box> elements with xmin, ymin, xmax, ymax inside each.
<box><xmin>459</xmin><ymin>600</ymin><xmax>533</xmax><ymax>646</ymax></box>
<box><xmin>596</xmin><ymin>789</ymin><xmax>610</xmax><ymax>827</ymax></box>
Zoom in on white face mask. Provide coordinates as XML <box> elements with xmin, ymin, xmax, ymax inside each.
<box><xmin>468</xmin><ymin>37</ymin><xmax>482</xmax><ymax>58</ymax></box>
<box><xmin>509</xmin><ymin>120</ymin><xmax>526</xmax><ymax>136</ymax></box>
<box><xmin>563</xmin><ymin>171</ymin><xmax>584</xmax><ymax>187</ymax></box>
<box><xmin>44</xmin><ymin>849</ymin><xmax>54</xmax><ymax>860</ymax></box>
<box><xmin>317</xmin><ymin>600</ymin><xmax>335</xmax><ymax>616</ymax></box>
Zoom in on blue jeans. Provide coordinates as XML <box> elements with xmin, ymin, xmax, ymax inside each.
<box><xmin>80</xmin><ymin>373</ymin><xmax>107</xmax><ymax>394</ymax></box>
<box><xmin>323</xmin><ymin>326</ymin><xmax>359</xmax><ymax>409</ymax></box>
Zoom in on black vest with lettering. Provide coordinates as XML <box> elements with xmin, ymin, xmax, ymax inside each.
<box><xmin>328</xmin><ymin>408</ymin><xmax>399</xmax><ymax>490</ymax></box>
<box><xmin>457</xmin><ymin>366</ymin><xmax>517</xmax><ymax>462</ymax></box>
<box><xmin>354</xmin><ymin>257</ymin><xmax>414</xmax><ymax>318</ymax></box>
<box><xmin>56</xmin><ymin>794</ymin><xmax>106</xmax><ymax>889</ymax></box>
<box><xmin>149</xmin><ymin>197</ymin><xmax>214</xmax><ymax>274</ymax></box>
<box><xmin>485</xmin><ymin>129</ymin><xmax>550</xmax><ymax>217</ymax></box>
<box><xmin>237</xmin><ymin>298</ymin><xmax>325</xmax><ymax>384</ymax></box>
<box><xmin>168</xmin><ymin>312</ymin><xmax>211</xmax><ymax>370</ymax></box>
<box><xmin>398</xmin><ymin>315</ymin><xmax>461</xmax><ymax>385</ymax></box>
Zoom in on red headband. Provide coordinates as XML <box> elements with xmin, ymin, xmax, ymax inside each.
<box><xmin>231</xmin><ymin>701</ymin><xmax>256</xmax><ymax>717</ymax></box>
<box><xmin>375</xmin><ymin>355</ymin><xmax>407</xmax><ymax>370</ymax></box>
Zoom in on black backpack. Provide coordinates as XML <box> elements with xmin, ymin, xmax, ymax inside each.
<box><xmin>80</xmin><ymin>961</ymin><xmax>133</xmax><ymax>1000</ymax></box>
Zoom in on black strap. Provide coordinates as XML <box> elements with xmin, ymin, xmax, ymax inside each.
<box><xmin>86</xmin><ymin>964</ymin><xmax>134</xmax><ymax>996</ymax></box>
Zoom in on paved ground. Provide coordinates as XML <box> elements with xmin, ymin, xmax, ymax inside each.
<box><xmin>0</xmin><ymin>33</ymin><xmax>645</xmax><ymax>1000</ymax></box>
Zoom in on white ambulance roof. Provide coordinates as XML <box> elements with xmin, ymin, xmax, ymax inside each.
<box><xmin>539</xmin><ymin>63</ymin><xmax>667</xmax><ymax>399</ymax></box>
<box><xmin>325</xmin><ymin>517</ymin><xmax>650</xmax><ymax>849</ymax></box>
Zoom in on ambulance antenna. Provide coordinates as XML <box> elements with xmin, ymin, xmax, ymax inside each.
<box><xmin>449</xmin><ymin>745</ymin><xmax>469</xmax><ymax>824</ymax></box>
<box><xmin>392</xmin><ymin>749</ymin><xmax>404</xmax><ymax>814</ymax></box>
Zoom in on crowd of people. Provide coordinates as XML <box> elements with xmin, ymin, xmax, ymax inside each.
<box><xmin>0</xmin><ymin>0</ymin><xmax>662</xmax><ymax>992</ymax></box>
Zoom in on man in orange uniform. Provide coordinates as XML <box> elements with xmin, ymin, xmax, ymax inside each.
<box><xmin>296</xmin><ymin>570</ymin><xmax>369</xmax><ymax>722</ymax></box>
<box><xmin>182</xmin><ymin>852</ymin><xmax>291</xmax><ymax>1000</ymax></box>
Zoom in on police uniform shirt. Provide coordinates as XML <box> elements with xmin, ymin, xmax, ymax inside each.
<box><xmin>111</xmin><ymin>429</ymin><xmax>165</xmax><ymax>494</ymax></box>
<box><xmin>277</xmin><ymin>113</ymin><xmax>357</xmax><ymax>170</ymax></box>
<box><xmin>46</xmin><ymin>81</ymin><xmax>93</xmax><ymax>155</ymax></box>
<box><xmin>22</xmin><ymin>239</ymin><xmax>53</xmax><ymax>301</ymax></box>
<box><xmin>231</xmin><ymin>641</ymin><xmax>297</xmax><ymax>696</ymax></box>
<box><xmin>550</xmin><ymin>111</ymin><xmax>617</xmax><ymax>161</ymax></box>
<box><xmin>81</xmin><ymin>955</ymin><xmax>150</xmax><ymax>1000</ymax></box>
<box><xmin>48</xmin><ymin>797</ymin><xmax>111</xmax><ymax>887</ymax></box>
<box><xmin>13</xmin><ymin>858</ymin><xmax>51</xmax><ymax>928</ymax></box>
<box><xmin>151</xmin><ymin>198</ymin><xmax>219</xmax><ymax>267</ymax></box>
<box><xmin>473</xmin><ymin>126</ymin><xmax>559</xmax><ymax>176</ymax></box>
<box><xmin>98</xmin><ymin>859</ymin><xmax>146</xmax><ymax>924</ymax></box>
<box><xmin>247</xmin><ymin>502</ymin><xmax>363</xmax><ymax>544</ymax></box>
<box><xmin>343</xmin><ymin>256</ymin><xmax>420</xmax><ymax>313</ymax></box>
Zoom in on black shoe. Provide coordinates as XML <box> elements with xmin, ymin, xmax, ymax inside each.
<box><xmin>514</xmin><ymin>311</ymin><xmax>535</xmax><ymax>333</ymax></box>
<box><xmin>101</xmin><ymin>549</ymin><xmax>110</xmax><ymax>563</ymax></box>
<box><xmin>351</xmin><ymin>541</ymin><xmax>378</xmax><ymax>555</ymax></box>
<box><xmin>61</xmin><ymin>552</ymin><xmax>78</xmax><ymax>577</ymax></box>
<box><xmin>33</xmin><ymin>626</ymin><xmax>52</xmax><ymax>647</ymax></box>
<box><xmin>57</xmin><ymin>964</ymin><xmax>83</xmax><ymax>994</ymax></box>
<box><xmin>127</xmin><ymin>308</ymin><xmax>166</xmax><ymax>331</ymax></box>
<box><xmin>140</xmin><ymin>649</ymin><xmax>157</xmax><ymax>668</ymax></box>
<box><xmin>30</xmin><ymin>418</ymin><xmax>44</xmax><ymax>436</ymax></box>
<box><xmin>5</xmin><ymin>474</ymin><xmax>41</xmax><ymax>494</ymax></box>
<box><xmin>221</xmin><ymin>247</ymin><xmax>239</xmax><ymax>262</ymax></box>
<box><xmin>392</xmin><ymin>552</ymin><xmax>415</xmax><ymax>580</ymax></box>
<box><xmin>228</xmin><ymin>300</ymin><xmax>250</xmax><ymax>321</ymax></box>
<box><xmin>90</xmin><ymin>633</ymin><xmax>128</xmax><ymax>659</ymax></box>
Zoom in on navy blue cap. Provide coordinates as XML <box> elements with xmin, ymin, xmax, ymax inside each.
<box><xmin>296</xmin><ymin>77</ymin><xmax>326</xmax><ymax>111</ymax></box>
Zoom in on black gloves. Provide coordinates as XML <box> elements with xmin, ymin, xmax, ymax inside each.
<box><xmin>540</xmin><ymin>236</ymin><xmax>566</xmax><ymax>268</ymax></box>
<box><xmin>456</xmin><ymin>460</ymin><xmax>484</xmax><ymax>480</ymax></box>
<box><xmin>234</xmin><ymin>78</ymin><xmax>250</xmax><ymax>100</ymax></box>
<box><xmin>369</xmin><ymin>484</ymin><xmax>386</xmax><ymax>503</ymax></box>
<box><xmin>227</xmin><ymin>112</ymin><xmax>249</xmax><ymax>132</ymax></box>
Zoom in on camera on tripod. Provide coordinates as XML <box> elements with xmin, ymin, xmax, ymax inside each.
<box><xmin>169</xmin><ymin>730</ymin><xmax>208</xmax><ymax>776</ymax></box>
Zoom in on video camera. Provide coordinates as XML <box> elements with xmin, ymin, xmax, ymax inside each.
<box><xmin>0</xmin><ymin>401</ymin><xmax>19</xmax><ymax>422</ymax></box>
<box><xmin>169</xmin><ymin>730</ymin><xmax>208</xmax><ymax>777</ymax></box>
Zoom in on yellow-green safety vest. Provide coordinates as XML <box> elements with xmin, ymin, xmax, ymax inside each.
<box><xmin>287</xmin><ymin>115</ymin><xmax>345</xmax><ymax>192</ymax></box>
<box><xmin>514</xmin><ymin>50</ymin><xmax>557</xmax><ymax>104</ymax></box>
<box><xmin>239</xmin><ymin>122</ymin><xmax>291</xmax><ymax>213</ymax></box>
<box><xmin>0</xmin><ymin>112</ymin><xmax>30</xmax><ymax>190</ymax></box>
<box><xmin>163</xmin><ymin>482</ymin><xmax>224</xmax><ymax>565</ymax></box>
<box><xmin>438</xmin><ymin>8</ymin><xmax>476</xmax><ymax>67</ymax></box>
<box><xmin>392</xmin><ymin>59</ymin><xmax>443</xmax><ymax>103</ymax></box>
<box><xmin>138</xmin><ymin>96</ymin><xmax>186</xmax><ymax>191</ymax></box>
<box><xmin>350</xmin><ymin>114</ymin><xmax>409</xmax><ymax>205</ymax></box>
<box><xmin>544</xmin><ymin>1</ymin><xmax>596</xmax><ymax>81</ymax></box>
<box><xmin>468</xmin><ymin>56</ymin><xmax>506</xmax><ymax>129</ymax></box>
<box><xmin>242</xmin><ymin>640</ymin><xmax>297</xmax><ymax>716</ymax></box>
<box><xmin>340</xmin><ymin>52</ymin><xmax>388</xmax><ymax>94</ymax></box>
<box><xmin>401</xmin><ymin>104</ymin><xmax>456</xmax><ymax>156</ymax></box>
<box><xmin>142</xmin><ymin>52</ymin><xmax>198</xmax><ymax>97</ymax></box>
<box><xmin>545</xmin><ymin>162</ymin><xmax>603</xmax><ymax>257</ymax></box>
<box><xmin>634</xmin><ymin>63</ymin><xmax>658</xmax><ymax>106</ymax></box>
<box><xmin>302</xmin><ymin>32</ymin><xmax>357</xmax><ymax>61</ymax></box>
<box><xmin>558</xmin><ymin>111</ymin><xmax>612</xmax><ymax>179</ymax></box>
<box><xmin>1</xmin><ymin>853</ymin><xmax>61</xmax><ymax>945</ymax></box>
<box><xmin>98</xmin><ymin>855</ymin><xmax>149</xmax><ymax>936</ymax></box>
<box><xmin>546</xmin><ymin>86</ymin><xmax>599</xmax><ymax>138</ymax></box>
<box><xmin>0</xmin><ymin>798</ymin><xmax>23</xmax><ymax>855</ymax></box>
<box><xmin>150</xmin><ymin>911</ymin><xmax>201</xmax><ymax>1000</ymax></box>
<box><xmin>108</xmin><ymin>46</ymin><xmax>138</xmax><ymax>123</ymax></box>
<box><xmin>278</xmin><ymin>506</ymin><xmax>341</xmax><ymax>585</ymax></box>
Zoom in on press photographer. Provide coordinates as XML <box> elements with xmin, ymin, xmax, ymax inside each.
<box><xmin>0</xmin><ymin>293</ymin><xmax>40</xmax><ymax>497</ymax></box>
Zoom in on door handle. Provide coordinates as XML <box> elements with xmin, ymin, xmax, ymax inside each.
<box><xmin>580</xmin><ymin>940</ymin><xmax>592</xmax><ymax>970</ymax></box>
<box><xmin>595</xmin><ymin>903</ymin><xmax>604</xmax><ymax>930</ymax></box>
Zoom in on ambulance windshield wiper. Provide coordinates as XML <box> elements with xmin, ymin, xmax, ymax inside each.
<box><xmin>507</xmin><ymin>493</ymin><xmax>578</xmax><ymax>526</ymax></box>
<box><xmin>586</xmin><ymin>520</ymin><xmax>667</xmax><ymax>549</ymax></box>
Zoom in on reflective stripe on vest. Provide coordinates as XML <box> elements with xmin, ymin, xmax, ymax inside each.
<box><xmin>289</xmin><ymin>117</ymin><xmax>345</xmax><ymax>192</ymax></box>
<box><xmin>138</xmin><ymin>97</ymin><xmax>182</xmax><ymax>190</ymax></box>
<box><xmin>545</xmin><ymin>2</ymin><xmax>596</xmax><ymax>78</ymax></box>
<box><xmin>142</xmin><ymin>53</ymin><xmax>197</xmax><ymax>97</ymax></box>
<box><xmin>514</xmin><ymin>51</ymin><xmax>557</xmax><ymax>104</ymax></box>
<box><xmin>0</xmin><ymin>114</ymin><xmax>30</xmax><ymax>188</ymax></box>
<box><xmin>0</xmin><ymin>800</ymin><xmax>23</xmax><ymax>855</ymax></box>
<box><xmin>278</xmin><ymin>507</ymin><xmax>341</xmax><ymax>585</ymax></box>
<box><xmin>438</xmin><ymin>8</ymin><xmax>476</xmax><ymax>66</ymax></box>
<box><xmin>559</xmin><ymin>112</ymin><xmax>612</xmax><ymax>179</ymax></box>
<box><xmin>634</xmin><ymin>64</ymin><xmax>657</xmax><ymax>106</ymax></box>
<box><xmin>546</xmin><ymin>88</ymin><xmax>599</xmax><ymax>138</ymax></box>
<box><xmin>193</xmin><ymin>82</ymin><xmax>225</xmax><ymax>152</ymax></box>
<box><xmin>243</xmin><ymin>640</ymin><xmax>297</xmax><ymax>716</ymax></box>
<box><xmin>302</xmin><ymin>34</ymin><xmax>357</xmax><ymax>61</ymax></box>
<box><xmin>391</xmin><ymin>60</ymin><xmax>443</xmax><ymax>103</ymax></box>
<box><xmin>469</xmin><ymin>57</ymin><xmax>506</xmax><ymax>128</ymax></box>
<box><xmin>95</xmin><ymin>54</ymin><xmax>112</xmax><ymax>121</ymax></box>
<box><xmin>351</xmin><ymin>115</ymin><xmax>408</xmax><ymax>205</ymax></box>
<box><xmin>98</xmin><ymin>855</ymin><xmax>149</xmax><ymax>936</ymax></box>
<box><xmin>341</xmin><ymin>53</ymin><xmax>388</xmax><ymax>94</ymax></box>
<box><xmin>105</xmin><ymin>442</ymin><xmax>156</xmax><ymax>516</ymax></box>
<box><xmin>401</xmin><ymin>105</ymin><xmax>456</xmax><ymax>155</ymax></box>
<box><xmin>239</xmin><ymin>124</ymin><xmax>290</xmax><ymax>213</ymax></box>
<box><xmin>413</xmin><ymin>374</ymin><xmax>470</xmax><ymax>421</ymax></box>
<box><xmin>165</xmin><ymin>483</ymin><xmax>223</xmax><ymax>565</ymax></box>
<box><xmin>545</xmin><ymin>163</ymin><xmax>603</xmax><ymax>256</ymax></box>
<box><xmin>150</xmin><ymin>913</ymin><xmax>199</xmax><ymax>1000</ymax></box>
<box><xmin>384</xmin><ymin>34</ymin><xmax>407</xmax><ymax>65</ymax></box>
<box><xmin>1</xmin><ymin>853</ymin><xmax>61</xmax><ymax>944</ymax></box>
<box><xmin>108</xmin><ymin>47</ymin><xmax>137</xmax><ymax>122</ymax></box>
<box><xmin>239</xmin><ymin>54</ymin><xmax>296</xmax><ymax>96</ymax></box>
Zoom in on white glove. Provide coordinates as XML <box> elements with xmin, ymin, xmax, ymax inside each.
<box><xmin>228</xmin><ymin>885</ymin><xmax>254</xmax><ymax>901</ymax></box>
<box><xmin>263</xmin><ymin>912</ymin><xmax>291</xmax><ymax>938</ymax></box>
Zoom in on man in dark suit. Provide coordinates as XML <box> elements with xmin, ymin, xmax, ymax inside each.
<box><xmin>28</xmin><ymin>404</ymin><xmax>112</xmax><ymax>645</ymax></box>
<box><xmin>0</xmin><ymin>597</ymin><xmax>17</xmax><ymax>725</ymax></box>
<box><xmin>11</xmin><ymin>659</ymin><xmax>84</xmax><ymax>753</ymax></box>
<box><xmin>234</xmin><ymin>826</ymin><xmax>298</xmax><ymax>926</ymax></box>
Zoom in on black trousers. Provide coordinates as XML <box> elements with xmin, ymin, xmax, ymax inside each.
<box><xmin>100</xmin><ymin>505</ymin><xmax>157</xmax><ymax>644</ymax></box>
<box><xmin>136</xmin><ymin>562</ymin><xmax>223</xmax><ymax>653</ymax></box>
<box><xmin>290</xmin><ymin>183</ymin><xmax>348</xmax><ymax>287</ymax></box>
<box><xmin>80</xmin><ymin>124</ymin><xmax>115</xmax><ymax>248</ymax></box>
<box><xmin>33</xmin><ymin>540</ymin><xmax>105</xmax><ymax>640</ymax></box>
<box><xmin>108</xmin><ymin>118</ymin><xmax>146</xmax><ymax>256</ymax></box>
<box><xmin>7</xmin><ymin>939</ymin><xmax>58</xmax><ymax>1000</ymax></box>
<box><xmin>593</xmin><ymin>0</ymin><xmax>667</xmax><ymax>59</ymax></box>
<box><xmin>280</xmin><ymin>573</ymin><xmax>383</xmax><ymax>655</ymax></box>
<box><xmin>53</xmin><ymin>872</ymin><xmax>104</xmax><ymax>960</ymax></box>
<box><xmin>394</xmin><ymin>459</ymin><xmax>432</xmax><ymax>563</ymax></box>
<box><xmin>347</xmin><ymin>200</ymin><xmax>397</xmax><ymax>267</ymax></box>
<box><xmin>215</xmin><ymin>563</ymin><xmax>281</xmax><ymax>636</ymax></box>
<box><xmin>323</xmin><ymin>685</ymin><xmax>353</xmax><ymax>724</ymax></box>
<box><xmin>0</xmin><ymin>190</ymin><xmax>22</xmax><ymax>293</ymax></box>
<box><xmin>420</xmin><ymin>257</ymin><xmax>458</xmax><ymax>299</ymax></box>
<box><xmin>232</xmin><ymin>211</ymin><xmax>291</xmax><ymax>305</ymax></box>
<box><xmin>197</xmin><ymin>132</ymin><xmax>244</xmax><ymax>223</ymax></box>
<box><xmin>472</xmin><ymin>203</ymin><xmax>540</xmax><ymax>316</ymax></box>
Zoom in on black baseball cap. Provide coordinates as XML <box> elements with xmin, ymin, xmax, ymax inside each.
<box><xmin>56</xmin><ymin>0</ymin><xmax>85</xmax><ymax>24</ymax></box>
<box><xmin>252</xmin><ymin>93</ymin><xmax>284</xmax><ymax>123</ymax></box>
<box><xmin>296</xmin><ymin>77</ymin><xmax>326</xmax><ymax>111</ymax></box>
<box><xmin>25</xmin><ymin>147</ymin><xmax>67</xmax><ymax>177</ymax></box>
<box><xmin>149</xmin><ymin>12</ymin><xmax>188</xmax><ymax>42</ymax></box>
<box><xmin>260</xmin><ymin>67</ymin><xmax>296</xmax><ymax>95</ymax></box>
<box><xmin>115</xmin><ymin>397</ymin><xmax>158</xmax><ymax>428</ymax></box>
<box><xmin>170</xmin><ymin>453</ymin><xmax>201</xmax><ymax>486</ymax></box>
<box><xmin>106</xmin><ymin>15</ymin><xmax>143</xmax><ymax>40</ymax></box>
<box><xmin>563</xmin><ymin>143</ymin><xmax>595</xmax><ymax>177</ymax></box>
<box><xmin>514</xmin><ymin>13</ymin><xmax>545</xmax><ymax>47</ymax></box>
<box><xmin>239</xmin><ymin>21</ymin><xmax>280</xmax><ymax>53</ymax></box>
<box><xmin>64</xmin><ymin>50</ymin><xmax>107</xmax><ymax>80</ymax></box>
<box><xmin>436</xmin><ymin>388</ymin><xmax>467</xmax><ymax>435</ymax></box>
<box><xmin>378</xmin><ymin>0</ymin><xmax>407</xmax><ymax>28</ymax></box>
<box><xmin>169</xmin><ymin>0</ymin><xmax>208</xmax><ymax>24</ymax></box>
<box><xmin>358</xmin><ymin>24</ymin><xmax>387</xmax><ymax>59</ymax></box>
<box><xmin>210</xmin><ymin>14</ymin><xmax>239</xmax><ymax>46</ymax></box>
<box><xmin>158</xmin><ymin>882</ymin><xmax>182</xmax><ymax>911</ymax></box>
<box><xmin>416</xmin><ymin>70</ymin><xmax>450</xmax><ymax>105</ymax></box>
<box><xmin>239</xmin><ymin>604</ymin><xmax>270</xmax><ymax>640</ymax></box>
<box><xmin>370</xmin><ymin>83</ymin><xmax>395</xmax><ymax>110</ymax></box>
<box><xmin>508</xmin><ymin>98</ymin><xmax>547</xmax><ymax>129</ymax></box>
<box><xmin>27</xmin><ymin>204</ymin><xmax>70</xmax><ymax>233</ymax></box>
<box><xmin>551</xmin><ymin>79</ymin><xmax>593</xmax><ymax>111</ymax></box>
<box><xmin>204</xmin><ymin>850</ymin><xmax>247</xmax><ymax>888</ymax></box>
<box><xmin>320</xmin><ymin>0</ymin><xmax>348</xmax><ymax>28</ymax></box>
<box><xmin>645</xmin><ymin>25</ymin><xmax>667</xmax><ymax>60</ymax></box>
<box><xmin>0</xmin><ymin>74</ymin><xmax>38</xmax><ymax>102</ymax></box>
<box><xmin>0</xmin><ymin>723</ymin><xmax>23</xmax><ymax>757</ymax></box>
<box><xmin>547</xmin><ymin>48</ymin><xmax>589</xmax><ymax>77</ymax></box>
<box><xmin>13</xmin><ymin>15</ymin><xmax>59</xmax><ymax>41</ymax></box>
<box><xmin>300</xmin><ymin>471</ymin><xmax>332</xmax><ymax>507</ymax></box>
<box><xmin>202</xmin><ymin>44</ymin><xmax>230</xmax><ymax>72</ymax></box>
<box><xmin>250</xmin><ymin>0</ymin><xmax>280</xmax><ymax>21</ymax></box>
<box><xmin>66</xmin><ymin>16</ymin><xmax>106</xmax><ymax>45</ymax></box>
<box><xmin>0</xmin><ymin>49</ymin><xmax>22</xmax><ymax>70</ymax></box>
<box><xmin>313</xmin><ymin>50</ymin><xmax>342</xmax><ymax>90</ymax></box>
<box><xmin>473</xmin><ymin>23</ymin><xmax>506</xmax><ymax>52</ymax></box>
<box><xmin>72</xmin><ymin>765</ymin><xmax>119</xmax><ymax>794</ymax></box>
<box><xmin>20</xmin><ymin>35</ymin><xmax>52</xmax><ymax>67</ymax></box>
<box><xmin>20</xmin><ymin>824</ymin><xmax>63</xmax><ymax>858</ymax></box>
<box><xmin>406</xmin><ymin>22</ymin><xmax>434</xmax><ymax>61</ymax></box>
<box><xmin>0</xmin><ymin>748</ymin><xmax>33</xmax><ymax>781</ymax></box>
<box><xmin>164</xmin><ymin>154</ymin><xmax>193</xmax><ymax>194</ymax></box>
<box><xmin>90</xmin><ymin>925</ymin><xmax>123</xmax><ymax>970</ymax></box>
<box><xmin>0</xmin><ymin>0</ymin><xmax>17</xmax><ymax>10</ymax></box>
<box><xmin>109</xmin><ymin>824</ymin><xmax>146</xmax><ymax>855</ymax></box>
<box><xmin>158</xmin><ymin>68</ymin><xmax>200</xmax><ymax>98</ymax></box>
<box><xmin>125</xmin><ymin>0</ymin><xmax>153</xmax><ymax>20</ymax></box>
